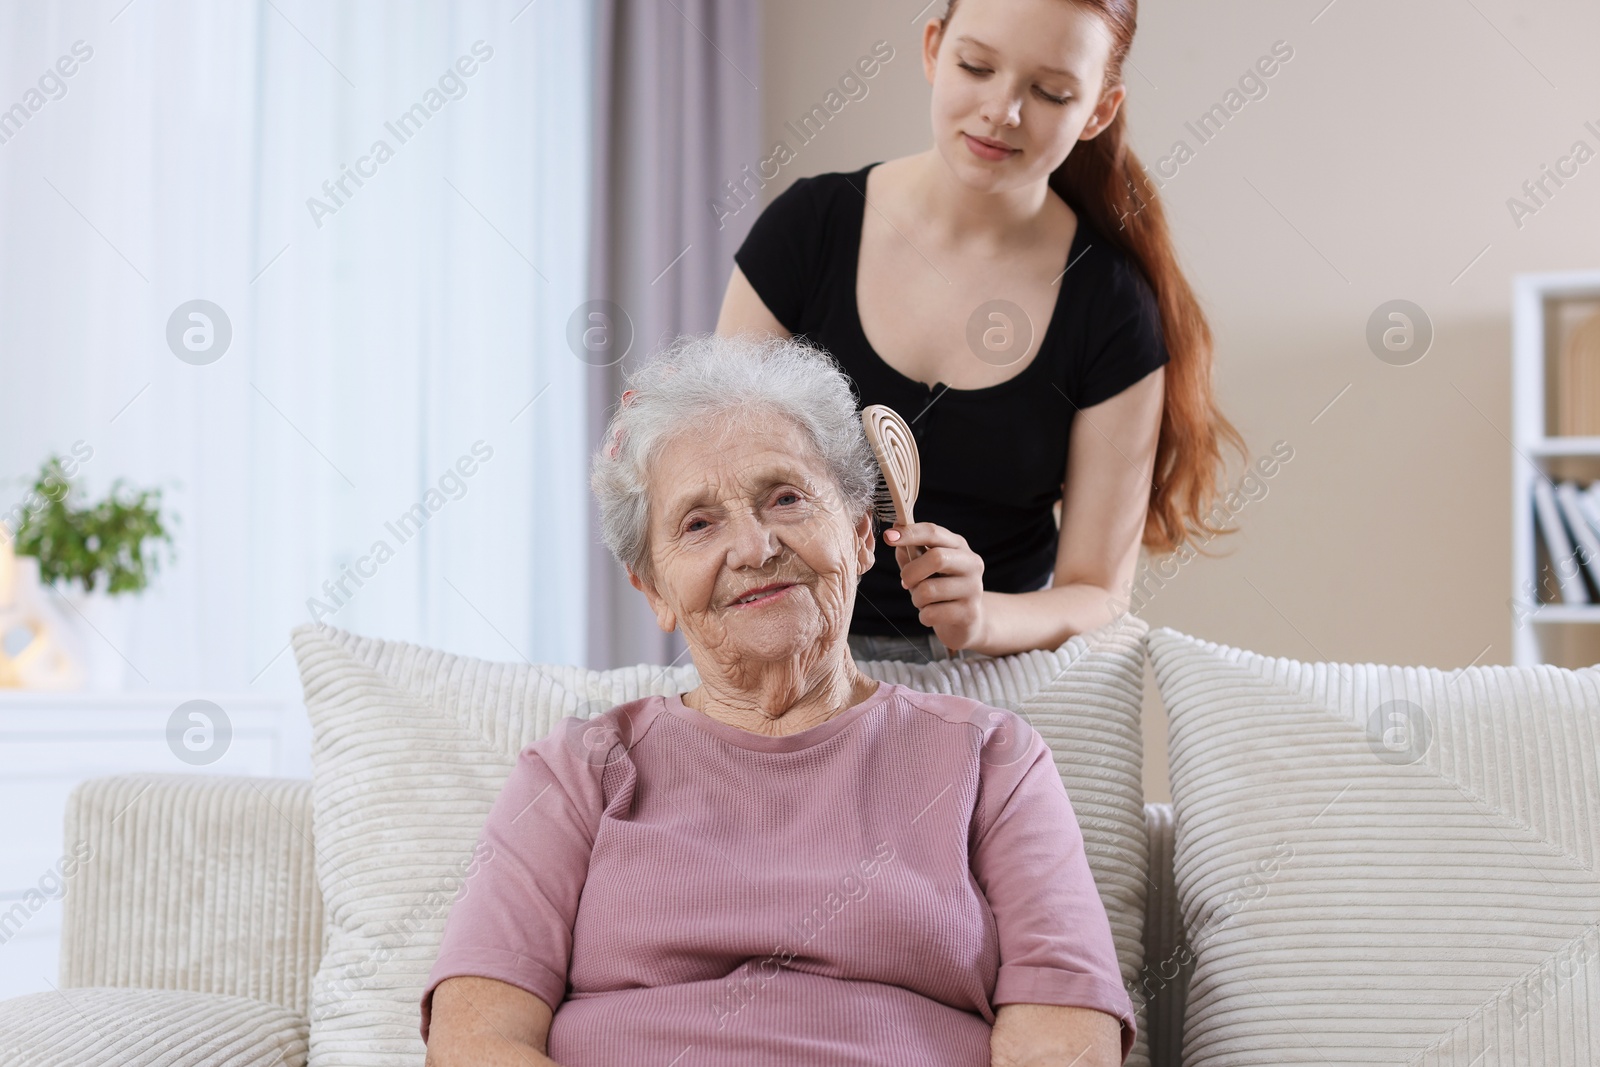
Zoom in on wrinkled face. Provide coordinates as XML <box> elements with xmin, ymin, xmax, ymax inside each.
<box><xmin>633</xmin><ymin>414</ymin><xmax>876</xmax><ymax>670</ymax></box>
<box><xmin>925</xmin><ymin>0</ymin><xmax>1118</xmax><ymax>193</ymax></box>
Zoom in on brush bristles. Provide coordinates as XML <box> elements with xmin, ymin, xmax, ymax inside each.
<box><xmin>871</xmin><ymin>481</ymin><xmax>899</xmax><ymax>525</ymax></box>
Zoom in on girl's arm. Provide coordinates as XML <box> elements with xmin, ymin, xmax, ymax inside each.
<box><xmin>715</xmin><ymin>266</ymin><xmax>792</xmax><ymax>340</ymax></box>
<box><xmin>973</xmin><ymin>366</ymin><xmax>1164</xmax><ymax>656</ymax></box>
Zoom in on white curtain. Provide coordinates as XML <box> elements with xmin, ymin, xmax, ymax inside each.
<box><xmin>0</xmin><ymin>1</ymin><xmax>593</xmax><ymax>712</ymax></box>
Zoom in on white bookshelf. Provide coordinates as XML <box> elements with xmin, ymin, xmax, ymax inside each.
<box><xmin>1511</xmin><ymin>270</ymin><xmax>1600</xmax><ymax>667</ymax></box>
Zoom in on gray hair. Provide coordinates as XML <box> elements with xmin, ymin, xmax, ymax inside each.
<box><xmin>589</xmin><ymin>333</ymin><xmax>881</xmax><ymax>581</ymax></box>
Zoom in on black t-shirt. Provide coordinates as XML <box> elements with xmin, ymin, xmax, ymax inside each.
<box><xmin>733</xmin><ymin>161</ymin><xmax>1170</xmax><ymax>639</ymax></box>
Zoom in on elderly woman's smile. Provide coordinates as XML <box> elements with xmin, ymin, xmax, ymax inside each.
<box><xmin>729</xmin><ymin>585</ymin><xmax>791</xmax><ymax>607</ymax></box>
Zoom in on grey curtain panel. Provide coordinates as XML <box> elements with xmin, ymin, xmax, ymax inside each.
<box><xmin>584</xmin><ymin>0</ymin><xmax>763</xmax><ymax>670</ymax></box>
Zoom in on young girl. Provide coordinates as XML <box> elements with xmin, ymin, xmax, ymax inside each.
<box><xmin>717</xmin><ymin>0</ymin><xmax>1243</xmax><ymax>665</ymax></box>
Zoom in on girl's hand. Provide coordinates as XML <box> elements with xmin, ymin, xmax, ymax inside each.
<box><xmin>883</xmin><ymin>522</ymin><xmax>986</xmax><ymax>652</ymax></box>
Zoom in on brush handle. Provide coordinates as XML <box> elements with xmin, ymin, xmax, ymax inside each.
<box><xmin>861</xmin><ymin>404</ymin><xmax>924</xmax><ymax>562</ymax></box>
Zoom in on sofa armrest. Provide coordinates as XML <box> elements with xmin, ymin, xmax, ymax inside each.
<box><xmin>57</xmin><ymin>774</ymin><xmax>324</xmax><ymax>1018</ymax></box>
<box><xmin>1140</xmin><ymin>802</ymin><xmax>1186</xmax><ymax>1067</ymax></box>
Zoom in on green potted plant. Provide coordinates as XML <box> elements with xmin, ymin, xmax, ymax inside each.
<box><xmin>8</xmin><ymin>453</ymin><xmax>176</xmax><ymax>690</ymax></box>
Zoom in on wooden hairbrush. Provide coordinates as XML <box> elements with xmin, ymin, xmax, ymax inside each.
<box><xmin>861</xmin><ymin>404</ymin><xmax>924</xmax><ymax>562</ymax></box>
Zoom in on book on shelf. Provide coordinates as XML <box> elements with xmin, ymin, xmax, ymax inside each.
<box><xmin>1554</xmin><ymin>481</ymin><xmax>1600</xmax><ymax>601</ymax></box>
<box><xmin>1573</xmin><ymin>487</ymin><xmax>1600</xmax><ymax>565</ymax></box>
<box><xmin>1533</xmin><ymin>477</ymin><xmax>1590</xmax><ymax>604</ymax></box>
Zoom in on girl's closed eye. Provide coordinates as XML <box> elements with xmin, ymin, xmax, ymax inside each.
<box><xmin>956</xmin><ymin>60</ymin><xmax>1070</xmax><ymax>105</ymax></box>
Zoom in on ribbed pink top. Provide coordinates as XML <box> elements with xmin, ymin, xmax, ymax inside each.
<box><xmin>421</xmin><ymin>679</ymin><xmax>1135</xmax><ymax>1065</ymax></box>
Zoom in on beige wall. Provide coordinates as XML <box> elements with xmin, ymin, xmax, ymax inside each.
<box><xmin>756</xmin><ymin>0</ymin><xmax>1600</xmax><ymax>801</ymax></box>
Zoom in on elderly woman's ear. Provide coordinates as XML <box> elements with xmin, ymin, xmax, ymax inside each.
<box><xmin>855</xmin><ymin>508</ymin><xmax>877</xmax><ymax>576</ymax></box>
<box><xmin>625</xmin><ymin>564</ymin><xmax>671</xmax><ymax>632</ymax></box>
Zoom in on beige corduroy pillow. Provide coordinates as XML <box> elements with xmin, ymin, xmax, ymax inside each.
<box><xmin>289</xmin><ymin>612</ymin><xmax>1151</xmax><ymax>1067</ymax></box>
<box><xmin>1149</xmin><ymin>626</ymin><xmax>1600</xmax><ymax>1066</ymax></box>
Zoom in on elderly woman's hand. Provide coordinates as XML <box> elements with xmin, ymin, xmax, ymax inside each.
<box><xmin>990</xmin><ymin>1003</ymin><xmax>1123</xmax><ymax>1067</ymax></box>
<box><xmin>883</xmin><ymin>521</ymin><xmax>987</xmax><ymax>652</ymax></box>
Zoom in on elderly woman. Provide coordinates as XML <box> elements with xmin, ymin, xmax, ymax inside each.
<box><xmin>419</xmin><ymin>334</ymin><xmax>1134</xmax><ymax>1066</ymax></box>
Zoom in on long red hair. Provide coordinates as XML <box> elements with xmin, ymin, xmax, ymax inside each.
<box><xmin>939</xmin><ymin>0</ymin><xmax>1247</xmax><ymax>556</ymax></box>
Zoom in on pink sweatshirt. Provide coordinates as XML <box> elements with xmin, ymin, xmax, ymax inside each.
<box><xmin>421</xmin><ymin>678</ymin><xmax>1135</xmax><ymax>1065</ymax></box>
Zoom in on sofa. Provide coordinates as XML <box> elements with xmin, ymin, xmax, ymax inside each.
<box><xmin>1</xmin><ymin>615</ymin><xmax>1594</xmax><ymax>1066</ymax></box>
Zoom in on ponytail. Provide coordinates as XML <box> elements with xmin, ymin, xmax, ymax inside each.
<box><xmin>1051</xmin><ymin>105</ymin><xmax>1247</xmax><ymax>554</ymax></box>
